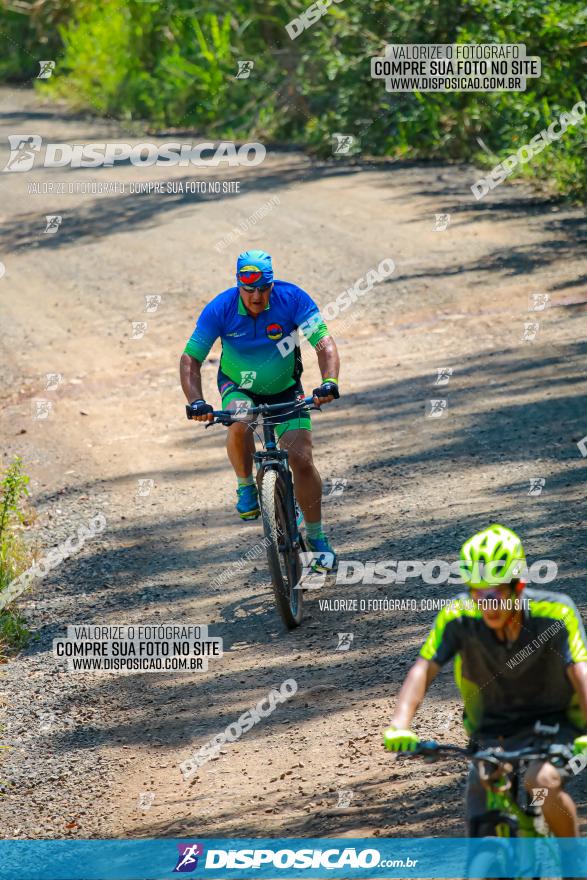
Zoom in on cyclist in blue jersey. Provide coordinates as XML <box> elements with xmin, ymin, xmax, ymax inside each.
<box><xmin>180</xmin><ymin>249</ymin><xmax>340</xmax><ymax>571</ymax></box>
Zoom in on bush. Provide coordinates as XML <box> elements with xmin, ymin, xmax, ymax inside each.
<box><xmin>0</xmin><ymin>1</ymin><xmax>70</xmax><ymax>81</ymax></box>
<box><xmin>0</xmin><ymin>457</ymin><xmax>31</xmax><ymax>653</ymax></box>
<box><xmin>1</xmin><ymin>0</ymin><xmax>585</xmax><ymax>197</ymax></box>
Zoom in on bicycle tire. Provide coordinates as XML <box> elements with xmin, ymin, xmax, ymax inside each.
<box><xmin>260</xmin><ymin>468</ymin><xmax>304</xmax><ymax>629</ymax></box>
<box><xmin>467</xmin><ymin>849</ymin><xmax>507</xmax><ymax>880</ymax></box>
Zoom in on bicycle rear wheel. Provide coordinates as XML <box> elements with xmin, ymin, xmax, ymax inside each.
<box><xmin>260</xmin><ymin>468</ymin><xmax>303</xmax><ymax>629</ymax></box>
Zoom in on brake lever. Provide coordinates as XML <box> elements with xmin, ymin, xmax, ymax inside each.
<box><xmin>549</xmin><ymin>744</ymin><xmax>574</xmax><ymax>765</ymax></box>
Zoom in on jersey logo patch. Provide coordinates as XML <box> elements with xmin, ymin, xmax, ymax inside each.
<box><xmin>266</xmin><ymin>323</ymin><xmax>284</xmax><ymax>340</ymax></box>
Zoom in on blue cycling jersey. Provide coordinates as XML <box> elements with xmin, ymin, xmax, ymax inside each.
<box><xmin>183</xmin><ymin>281</ymin><xmax>329</xmax><ymax>395</ymax></box>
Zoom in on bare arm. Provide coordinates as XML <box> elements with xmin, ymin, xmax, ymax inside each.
<box><xmin>389</xmin><ymin>657</ymin><xmax>440</xmax><ymax>729</ymax></box>
<box><xmin>180</xmin><ymin>353</ymin><xmax>204</xmax><ymax>402</ymax></box>
<box><xmin>567</xmin><ymin>661</ymin><xmax>587</xmax><ymax>728</ymax></box>
<box><xmin>316</xmin><ymin>335</ymin><xmax>339</xmax><ymax>383</ymax></box>
<box><xmin>312</xmin><ymin>336</ymin><xmax>340</xmax><ymax>406</ymax></box>
<box><xmin>180</xmin><ymin>353</ymin><xmax>214</xmax><ymax>422</ymax></box>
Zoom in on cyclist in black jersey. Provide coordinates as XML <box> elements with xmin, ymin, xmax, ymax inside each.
<box><xmin>384</xmin><ymin>524</ymin><xmax>587</xmax><ymax>836</ymax></box>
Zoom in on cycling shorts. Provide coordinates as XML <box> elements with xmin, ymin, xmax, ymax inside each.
<box><xmin>217</xmin><ymin>370</ymin><xmax>311</xmax><ymax>439</ymax></box>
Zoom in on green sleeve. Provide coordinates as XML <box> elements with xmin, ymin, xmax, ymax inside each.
<box><xmin>420</xmin><ymin>602</ymin><xmax>471</xmax><ymax>665</ymax></box>
<box><xmin>303</xmin><ymin>316</ymin><xmax>330</xmax><ymax>347</ymax></box>
<box><xmin>183</xmin><ymin>300</ymin><xmax>222</xmax><ymax>362</ymax></box>
<box><xmin>183</xmin><ymin>337</ymin><xmax>210</xmax><ymax>361</ymax></box>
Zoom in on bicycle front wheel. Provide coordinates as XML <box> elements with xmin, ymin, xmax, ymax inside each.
<box><xmin>467</xmin><ymin>839</ymin><xmax>513</xmax><ymax>880</ymax></box>
<box><xmin>467</xmin><ymin>850</ymin><xmax>504</xmax><ymax>880</ymax></box>
<box><xmin>260</xmin><ymin>468</ymin><xmax>303</xmax><ymax>629</ymax></box>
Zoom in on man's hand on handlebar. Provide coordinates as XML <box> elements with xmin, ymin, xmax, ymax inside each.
<box><xmin>312</xmin><ymin>379</ymin><xmax>340</xmax><ymax>408</ymax></box>
<box><xmin>186</xmin><ymin>399</ymin><xmax>214</xmax><ymax>422</ymax></box>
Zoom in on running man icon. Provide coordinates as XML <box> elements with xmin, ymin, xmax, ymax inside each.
<box><xmin>173</xmin><ymin>843</ymin><xmax>204</xmax><ymax>873</ymax></box>
<box><xmin>3</xmin><ymin>135</ymin><xmax>42</xmax><ymax>172</ymax></box>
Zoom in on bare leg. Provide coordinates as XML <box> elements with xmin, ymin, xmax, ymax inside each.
<box><xmin>525</xmin><ymin>760</ymin><xmax>579</xmax><ymax>837</ymax></box>
<box><xmin>226</xmin><ymin>422</ymin><xmax>255</xmax><ymax>478</ymax></box>
<box><xmin>278</xmin><ymin>429</ymin><xmax>322</xmax><ymax>524</ymax></box>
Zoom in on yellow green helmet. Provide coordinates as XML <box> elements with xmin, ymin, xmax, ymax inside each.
<box><xmin>460</xmin><ymin>524</ymin><xmax>526</xmax><ymax>588</ymax></box>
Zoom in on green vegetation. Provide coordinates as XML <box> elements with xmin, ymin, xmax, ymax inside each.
<box><xmin>0</xmin><ymin>458</ymin><xmax>31</xmax><ymax>653</ymax></box>
<box><xmin>0</xmin><ymin>0</ymin><xmax>585</xmax><ymax>197</ymax></box>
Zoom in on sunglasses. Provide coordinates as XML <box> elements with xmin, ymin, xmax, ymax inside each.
<box><xmin>240</xmin><ymin>282</ymin><xmax>272</xmax><ymax>293</ymax></box>
<box><xmin>470</xmin><ymin>588</ymin><xmax>506</xmax><ymax>603</ymax></box>
<box><xmin>470</xmin><ymin>586</ymin><xmax>519</xmax><ymax>611</ymax></box>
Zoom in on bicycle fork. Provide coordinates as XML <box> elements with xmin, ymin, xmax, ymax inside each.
<box><xmin>257</xmin><ymin>459</ymin><xmax>303</xmax><ymax>545</ymax></box>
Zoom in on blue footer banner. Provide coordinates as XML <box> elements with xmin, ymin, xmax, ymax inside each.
<box><xmin>1</xmin><ymin>837</ymin><xmax>587</xmax><ymax>879</ymax></box>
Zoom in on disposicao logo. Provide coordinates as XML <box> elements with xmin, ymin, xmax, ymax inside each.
<box><xmin>173</xmin><ymin>843</ymin><xmax>204</xmax><ymax>873</ymax></box>
<box><xmin>3</xmin><ymin>135</ymin><xmax>266</xmax><ymax>172</ymax></box>
<box><xmin>203</xmin><ymin>846</ymin><xmax>382</xmax><ymax>870</ymax></box>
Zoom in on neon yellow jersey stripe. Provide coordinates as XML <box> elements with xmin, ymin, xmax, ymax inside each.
<box><xmin>528</xmin><ymin>599</ymin><xmax>587</xmax><ymax>664</ymax></box>
<box><xmin>419</xmin><ymin>599</ymin><xmax>480</xmax><ymax>661</ymax></box>
<box><xmin>453</xmin><ymin>654</ymin><xmax>481</xmax><ymax>736</ymax></box>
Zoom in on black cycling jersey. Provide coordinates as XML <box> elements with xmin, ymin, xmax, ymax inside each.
<box><xmin>420</xmin><ymin>588</ymin><xmax>587</xmax><ymax>736</ymax></box>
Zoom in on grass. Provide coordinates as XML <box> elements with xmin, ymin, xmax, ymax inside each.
<box><xmin>0</xmin><ymin>458</ymin><xmax>32</xmax><ymax>655</ymax></box>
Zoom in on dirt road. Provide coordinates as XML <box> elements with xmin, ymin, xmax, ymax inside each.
<box><xmin>0</xmin><ymin>87</ymin><xmax>586</xmax><ymax>839</ymax></box>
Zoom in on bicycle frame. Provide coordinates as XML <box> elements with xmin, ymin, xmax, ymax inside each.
<box><xmin>396</xmin><ymin>732</ymin><xmax>571</xmax><ymax>879</ymax></box>
<box><xmin>209</xmin><ymin>394</ymin><xmax>315</xmax><ymax>542</ymax></box>
<box><xmin>204</xmin><ymin>393</ymin><xmax>326</xmax><ymax>627</ymax></box>
<box><xmin>483</xmin><ymin>782</ymin><xmax>549</xmax><ymax>838</ymax></box>
<box><xmin>476</xmin><ymin>789</ymin><xmax>563</xmax><ymax>880</ymax></box>
<box><xmin>402</xmin><ymin>727</ymin><xmax>574</xmax><ymax>841</ymax></box>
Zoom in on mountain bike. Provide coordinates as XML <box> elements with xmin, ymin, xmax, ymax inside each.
<box><xmin>396</xmin><ymin>722</ymin><xmax>575</xmax><ymax>879</ymax></box>
<box><xmin>206</xmin><ymin>394</ymin><xmax>322</xmax><ymax>629</ymax></box>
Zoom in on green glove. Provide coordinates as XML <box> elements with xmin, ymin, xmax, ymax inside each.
<box><xmin>383</xmin><ymin>726</ymin><xmax>420</xmax><ymax>752</ymax></box>
<box><xmin>573</xmin><ymin>735</ymin><xmax>587</xmax><ymax>755</ymax></box>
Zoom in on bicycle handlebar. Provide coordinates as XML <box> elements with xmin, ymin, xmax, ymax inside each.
<box><xmin>403</xmin><ymin>739</ymin><xmax>575</xmax><ymax>768</ymax></box>
<box><xmin>205</xmin><ymin>395</ymin><xmax>318</xmax><ymax>427</ymax></box>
